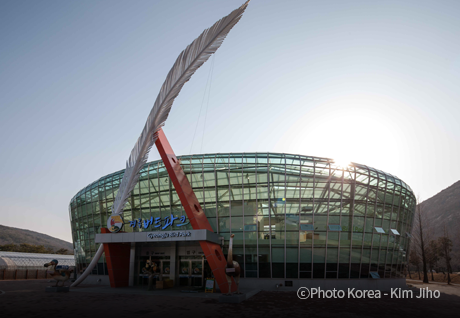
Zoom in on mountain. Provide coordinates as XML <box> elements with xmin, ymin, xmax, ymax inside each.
<box><xmin>419</xmin><ymin>180</ymin><xmax>460</xmax><ymax>239</ymax></box>
<box><xmin>0</xmin><ymin>224</ymin><xmax>73</xmax><ymax>253</ymax></box>
<box><xmin>411</xmin><ymin>181</ymin><xmax>460</xmax><ymax>264</ymax></box>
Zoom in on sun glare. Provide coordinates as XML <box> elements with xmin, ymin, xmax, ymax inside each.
<box><xmin>333</xmin><ymin>157</ymin><xmax>351</xmax><ymax>169</ymax></box>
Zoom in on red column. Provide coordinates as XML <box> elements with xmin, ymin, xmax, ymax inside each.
<box><xmin>101</xmin><ymin>228</ymin><xmax>131</xmax><ymax>287</ymax></box>
<box><xmin>155</xmin><ymin>129</ymin><xmax>236</xmax><ymax>294</ymax></box>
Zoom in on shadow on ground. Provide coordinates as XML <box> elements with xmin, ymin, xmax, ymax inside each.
<box><xmin>1</xmin><ymin>280</ymin><xmax>460</xmax><ymax>318</ymax></box>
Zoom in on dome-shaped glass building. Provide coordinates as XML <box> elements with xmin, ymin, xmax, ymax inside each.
<box><xmin>69</xmin><ymin>153</ymin><xmax>415</xmax><ymax>289</ymax></box>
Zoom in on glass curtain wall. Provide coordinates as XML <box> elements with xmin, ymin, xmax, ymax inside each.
<box><xmin>69</xmin><ymin>153</ymin><xmax>416</xmax><ymax>279</ymax></box>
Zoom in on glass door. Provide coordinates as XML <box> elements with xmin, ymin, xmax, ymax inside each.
<box><xmin>178</xmin><ymin>257</ymin><xmax>204</xmax><ymax>287</ymax></box>
<box><xmin>135</xmin><ymin>256</ymin><xmax>169</xmax><ymax>287</ymax></box>
<box><xmin>179</xmin><ymin>260</ymin><xmax>190</xmax><ymax>286</ymax></box>
<box><xmin>160</xmin><ymin>260</ymin><xmax>170</xmax><ymax>280</ymax></box>
<box><xmin>190</xmin><ymin>260</ymin><xmax>203</xmax><ymax>286</ymax></box>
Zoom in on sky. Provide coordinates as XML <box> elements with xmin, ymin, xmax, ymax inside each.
<box><xmin>1</xmin><ymin>0</ymin><xmax>460</xmax><ymax>243</ymax></box>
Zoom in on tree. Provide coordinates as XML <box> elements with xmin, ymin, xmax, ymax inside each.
<box><xmin>54</xmin><ymin>248</ymin><xmax>70</xmax><ymax>255</ymax></box>
<box><xmin>411</xmin><ymin>201</ymin><xmax>431</xmax><ymax>283</ymax></box>
<box><xmin>454</xmin><ymin>219</ymin><xmax>460</xmax><ymax>272</ymax></box>
<box><xmin>438</xmin><ymin>225</ymin><xmax>453</xmax><ymax>285</ymax></box>
<box><xmin>425</xmin><ymin>240</ymin><xmax>439</xmax><ymax>281</ymax></box>
<box><xmin>409</xmin><ymin>249</ymin><xmax>421</xmax><ymax>279</ymax></box>
<box><xmin>0</xmin><ymin>244</ymin><xmax>17</xmax><ymax>251</ymax></box>
<box><xmin>0</xmin><ymin>243</ymin><xmax>53</xmax><ymax>254</ymax></box>
<box><xmin>18</xmin><ymin>243</ymin><xmax>53</xmax><ymax>254</ymax></box>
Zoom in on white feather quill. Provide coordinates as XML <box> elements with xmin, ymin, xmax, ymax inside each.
<box><xmin>111</xmin><ymin>0</ymin><xmax>250</xmax><ymax>217</ymax></box>
<box><xmin>72</xmin><ymin>1</ymin><xmax>250</xmax><ymax>288</ymax></box>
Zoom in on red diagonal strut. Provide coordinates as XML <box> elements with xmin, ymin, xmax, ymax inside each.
<box><xmin>155</xmin><ymin>128</ymin><xmax>236</xmax><ymax>294</ymax></box>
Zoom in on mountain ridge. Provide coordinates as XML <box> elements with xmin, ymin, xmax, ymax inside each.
<box><xmin>419</xmin><ymin>180</ymin><xmax>460</xmax><ymax>235</ymax></box>
<box><xmin>0</xmin><ymin>224</ymin><xmax>73</xmax><ymax>253</ymax></box>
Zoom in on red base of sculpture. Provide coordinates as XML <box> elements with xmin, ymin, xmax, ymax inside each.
<box><xmin>101</xmin><ymin>228</ymin><xmax>130</xmax><ymax>288</ymax></box>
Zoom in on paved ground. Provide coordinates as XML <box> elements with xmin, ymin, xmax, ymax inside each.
<box><xmin>1</xmin><ymin>279</ymin><xmax>460</xmax><ymax>318</ymax></box>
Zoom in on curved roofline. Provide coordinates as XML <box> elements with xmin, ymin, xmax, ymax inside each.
<box><xmin>0</xmin><ymin>251</ymin><xmax>75</xmax><ymax>259</ymax></box>
<box><xmin>71</xmin><ymin>152</ymin><xmax>413</xmax><ymax>202</ymax></box>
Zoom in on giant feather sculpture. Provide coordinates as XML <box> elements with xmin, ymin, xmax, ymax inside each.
<box><xmin>71</xmin><ymin>0</ymin><xmax>250</xmax><ymax>287</ymax></box>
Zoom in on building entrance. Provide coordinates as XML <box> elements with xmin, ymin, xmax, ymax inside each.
<box><xmin>136</xmin><ymin>255</ymin><xmax>170</xmax><ymax>287</ymax></box>
<box><xmin>179</xmin><ymin>256</ymin><xmax>203</xmax><ymax>287</ymax></box>
<box><xmin>134</xmin><ymin>243</ymin><xmax>172</xmax><ymax>288</ymax></box>
<box><xmin>133</xmin><ymin>242</ymin><xmax>213</xmax><ymax>288</ymax></box>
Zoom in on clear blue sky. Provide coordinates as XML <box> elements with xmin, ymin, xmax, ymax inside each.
<box><xmin>1</xmin><ymin>0</ymin><xmax>460</xmax><ymax>242</ymax></box>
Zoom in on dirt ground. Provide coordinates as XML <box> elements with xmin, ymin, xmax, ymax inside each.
<box><xmin>1</xmin><ymin>279</ymin><xmax>460</xmax><ymax>318</ymax></box>
<box><xmin>406</xmin><ymin>272</ymin><xmax>460</xmax><ymax>284</ymax></box>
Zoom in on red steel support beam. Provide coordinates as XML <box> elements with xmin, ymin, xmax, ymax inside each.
<box><xmin>155</xmin><ymin>128</ymin><xmax>235</xmax><ymax>294</ymax></box>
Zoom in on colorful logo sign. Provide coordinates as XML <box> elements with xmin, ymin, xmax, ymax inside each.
<box><xmin>107</xmin><ymin>215</ymin><xmax>123</xmax><ymax>233</ymax></box>
<box><xmin>129</xmin><ymin>214</ymin><xmax>189</xmax><ymax>230</ymax></box>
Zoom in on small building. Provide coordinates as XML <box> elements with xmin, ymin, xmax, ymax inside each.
<box><xmin>0</xmin><ymin>251</ymin><xmax>75</xmax><ymax>280</ymax></box>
